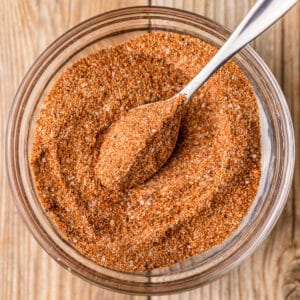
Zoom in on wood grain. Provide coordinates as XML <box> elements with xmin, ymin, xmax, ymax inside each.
<box><xmin>0</xmin><ymin>1</ymin><xmax>299</xmax><ymax>299</ymax></box>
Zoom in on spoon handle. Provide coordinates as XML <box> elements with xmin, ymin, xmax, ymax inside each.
<box><xmin>181</xmin><ymin>0</ymin><xmax>298</xmax><ymax>101</ymax></box>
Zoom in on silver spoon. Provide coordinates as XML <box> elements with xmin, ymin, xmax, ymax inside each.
<box><xmin>96</xmin><ymin>0</ymin><xmax>298</xmax><ymax>190</ymax></box>
<box><xmin>180</xmin><ymin>0</ymin><xmax>298</xmax><ymax>101</ymax></box>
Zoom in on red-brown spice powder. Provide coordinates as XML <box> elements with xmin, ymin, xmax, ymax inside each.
<box><xmin>96</xmin><ymin>94</ymin><xmax>186</xmax><ymax>190</ymax></box>
<box><xmin>31</xmin><ymin>32</ymin><xmax>261</xmax><ymax>272</ymax></box>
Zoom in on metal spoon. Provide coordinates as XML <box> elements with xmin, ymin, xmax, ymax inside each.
<box><xmin>96</xmin><ymin>0</ymin><xmax>298</xmax><ymax>190</ymax></box>
<box><xmin>180</xmin><ymin>0</ymin><xmax>298</xmax><ymax>102</ymax></box>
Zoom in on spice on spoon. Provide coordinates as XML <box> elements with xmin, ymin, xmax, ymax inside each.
<box><xmin>96</xmin><ymin>94</ymin><xmax>186</xmax><ymax>190</ymax></box>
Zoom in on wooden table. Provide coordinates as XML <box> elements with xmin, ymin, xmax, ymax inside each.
<box><xmin>1</xmin><ymin>1</ymin><xmax>299</xmax><ymax>299</ymax></box>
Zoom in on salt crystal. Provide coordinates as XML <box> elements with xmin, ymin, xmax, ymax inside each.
<box><xmin>139</xmin><ymin>199</ymin><xmax>145</xmax><ymax>205</ymax></box>
<box><xmin>88</xmin><ymin>200</ymin><xmax>96</xmax><ymax>207</ymax></box>
<box><xmin>41</xmin><ymin>157</ymin><xmax>47</xmax><ymax>163</ymax></box>
<box><xmin>146</xmin><ymin>199</ymin><xmax>152</xmax><ymax>206</ymax></box>
<box><xmin>129</xmin><ymin>260</ymin><xmax>134</xmax><ymax>267</ymax></box>
<box><xmin>165</xmin><ymin>48</ymin><xmax>170</xmax><ymax>55</ymax></box>
<box><xmin>151</xmin><ymin>129</ymin><xmax>157</xmax><ymax>134</ymax></box>
<box><xmin>201</xmin><ymin>103</ymin><xmax>206</xmax><ymax>108</ymax></box>
<box><xmin>110</xmin><ymin>219</ymin><xmax>115</xmax><ymax>226</ymax></box>
<box><xmin>101</xmin><ymin>256</ymin><xmax>106</xmax><ymax>262</ymax></box>
<box><xmin>245</xmin><ymin>180</ymin><xmax>249</xmax><ymax>184</ymax></box>
<box><xmin>111</xmin><ymin>71</ymin><xmax>115</xmax><ymax>77</ymax></box>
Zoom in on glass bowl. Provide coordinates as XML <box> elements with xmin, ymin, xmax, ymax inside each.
<box><xmin>6</xmin><ymin>6</ymin><xmax>295</xmax><ymax>295</ymax></box>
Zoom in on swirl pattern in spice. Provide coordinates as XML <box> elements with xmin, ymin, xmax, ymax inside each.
<box><xmin>31</xmin><ymin>32</ymin><xmax>261</xmax><ymax>272</ymax></box>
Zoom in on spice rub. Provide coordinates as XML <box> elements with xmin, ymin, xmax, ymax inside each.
<box><xmin>96</xmin><ymin>94</ymin><xmax>186</xmax><ymax>190</ymax></box>
<box><xmin>31</xmin><ymin>32</ymin><xmax>261</xmax><ymax>272</ymax></box>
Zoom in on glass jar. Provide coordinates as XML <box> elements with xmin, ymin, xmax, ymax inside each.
<box><xmin>6</xmin><ymin>6</ymin><xmax>295</xmax><ymax>295</ymax></box>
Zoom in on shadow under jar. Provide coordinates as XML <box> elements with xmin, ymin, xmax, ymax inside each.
<box><xmin>6</xmin><ymin>6</ymin><xmax>295</xmax><ymax>295</ymax></box>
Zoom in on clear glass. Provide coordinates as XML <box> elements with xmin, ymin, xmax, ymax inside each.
<box><xmin>6</xmin><ymin>6</ymin><xmax>295</xmax><ymax>295</ymax></box>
